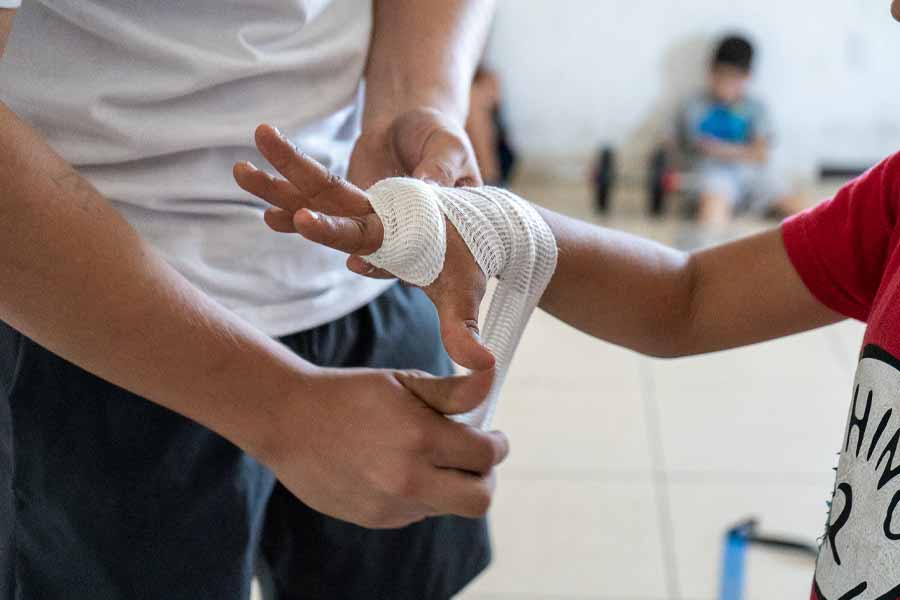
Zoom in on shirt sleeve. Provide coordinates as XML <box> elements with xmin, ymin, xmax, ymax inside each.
<box><xmin>749</xmin><ymin>99</ymin><xmax>774</xmax><ymax>141</ymax></box>
<box><xmin>781</xmin><ymin>152</ymin><xmax>900</xmax><ymax>322</ymax></box>
<box><xmin>0</xmin><ymin>1</ymin><xmax>20</xmax><ymax>8</ymax></box>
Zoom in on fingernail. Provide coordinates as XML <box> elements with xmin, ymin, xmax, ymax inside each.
<box><xmin>304</xmin><ymin>209</ymin><xmax>320</xmax><ymax>221</ymax></box>
<box><xmin>272</xmin><ymin>126</ymin><xmax>284</xmax><ymax>139</ymax></box>
<box><xmin>243</xmin><ymin>161</ymin><xmax>258</xmax><ymax>171</ymax></box>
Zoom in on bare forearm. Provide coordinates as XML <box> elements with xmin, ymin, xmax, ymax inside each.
<box><xmin>698</xmin><ymin>137</ymin><xmax>767</xmax><ymax>163</ymax></box>
<box><xmin>536</xmin><ymin>207</ymin><xmax>840</xmax><ymax>357</ymax></box>
<box><xmin>0</xmin><ymin>105</ymin><xmax>314</xmax><ymax>460</ymax></box>
<box><xmin>537</xmin><ymin>208</ymin><xmax>696</xmax><ymax>356</ymax></box>
<box><xmin>364</xmin><ymin>0</ymin><xmax>495</xmax><ymax>128</ymax></box>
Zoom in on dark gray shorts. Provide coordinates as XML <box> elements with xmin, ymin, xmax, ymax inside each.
<box><xmin>0</xmin><ymin>284</ymin><xmax>490</xmax><ymax>600</ymax></box>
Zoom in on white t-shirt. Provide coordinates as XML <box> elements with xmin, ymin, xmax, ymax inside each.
<box><xmin>0</xmin><ymin>0</ymin><xmax>393</xmax><ymax>337</ymax></box>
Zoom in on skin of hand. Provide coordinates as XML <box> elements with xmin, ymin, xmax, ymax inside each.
<box><xmin>270</xmin><ymin>367</ymin><xmax>508</xmax><ymax>529</ymax></box>
<box><xmin>697</xmin><ymin>135</ymin><xmax>768</xmax><ymax>164</ymax></box>
<box><xmin>236</xmin><ymin>124</ymin><xmax>495</xmax><ymax>372</ymax></box>
<box><xmin>347</xmin><ymin>106</ymin><xmax>482</xmax><ymax>190</ymax></box>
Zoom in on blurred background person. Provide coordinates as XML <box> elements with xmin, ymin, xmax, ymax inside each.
<box><xmin>674</xmin><ymin>34</ymin><xmax>807</xmax><ymax>225</ymax></box>
<box><xmin>466</xmin><ymin>65</ymin><xmax>518</xmax><ymax>186</ymax></box>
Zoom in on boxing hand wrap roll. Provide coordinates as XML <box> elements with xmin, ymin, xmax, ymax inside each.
<box><xmin>364</xmin><ymin>178</ymin><xmax>558</xmax><ymax>430</ymax></box>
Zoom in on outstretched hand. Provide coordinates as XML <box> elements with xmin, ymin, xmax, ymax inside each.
<box><xmin>234</xmin><ymin>124</ymin><xmax>494</xmax><ymax>372</ymax></box>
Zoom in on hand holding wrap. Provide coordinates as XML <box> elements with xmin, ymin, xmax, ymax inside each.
<box><xmin>364</xmin><ymin>179</ymin><xmax>558</xmax><ymax>430</ymax></box>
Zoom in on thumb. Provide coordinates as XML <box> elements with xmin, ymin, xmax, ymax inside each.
<box><xmin>411</xmin><ymin>136</ymin><xmax>476</xmax><ymax>187</ymax></box>
<box><xmin>413</xmin><ymin>157</ymin><xmax>458</xmax><ymax>187</ymax></box>
<box><xmin>432</xmin><ymin>287</ymin><xmax>495</xmax><ymax>372</ymax></box>
<box><xmin>413</xmin><ymin>156</ymin><xmax>482</xmax><ymax>188</ymax></box>
<box><xmin>397</xmin><ymin>368</ymin><xmax>496</xmax><ymax>416</ymax></box>
<box><xmin>424</xmin><ymin>268</ymin><xmax>496</xmax><ymax>371</ymax></box>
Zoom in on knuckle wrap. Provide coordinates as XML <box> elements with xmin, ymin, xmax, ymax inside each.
<box><xmin>364</xmin><ymin>178</ymin><xmax>559</xmax><ymax>430</ymax></box>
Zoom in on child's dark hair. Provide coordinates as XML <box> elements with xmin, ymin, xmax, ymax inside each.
<box><xmin>712</xmin><ymin>35</ymin><xmax>754</xmax><ymax>72</ymax></box>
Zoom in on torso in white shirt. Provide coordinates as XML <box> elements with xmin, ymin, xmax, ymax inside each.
<box><xmin>0</xmin><ymin>0</ymin><xmax>392</xmax><ymax>336</ymax></box>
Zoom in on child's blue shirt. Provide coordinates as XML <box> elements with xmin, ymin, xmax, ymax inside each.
<box><xmin>680</xmin><ymin>93</ymin><xmax>773</xmax><ymax>150</ymax></box>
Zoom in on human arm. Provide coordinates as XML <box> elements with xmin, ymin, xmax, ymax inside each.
<box><xmin>681</xmin><ymin>96</ymin><xmax>770</xmax><ymax>164</ymax></box>
<box><xmin>0</xmin><ymin>19</ymin><xmax>506</xmax><ymax>527</ymax></box>
<box><xmin>343</xmin><ymin>0</ymin><xmax>495</xmax><ymax>190</ymax></box>
<box><xmin>534</xmin><ymin>210</ymin><xmax>839</xmax><ymax>357</ymax></box>
<box><xmin>361</xmin><ymin>0</ymin><xmax>494</xmax><ymax>133</ymax></box>
<box><xmin>236</xmin><ymin>139</ymin><xmax>850</xmax><ymax>361</ymax></box>
<box><xmin>696</xmin><ymin>134</ymin><xmax>769</xmax><ymax>164</ymax></box>
<box><xmin>263</xmin><ymin>1</ymin><xmax>498</xmax><ymax>370</ymax></box>
<box><xmin>541</xmin><ymin>152</ymin><xmax>900</xmax><ymax>355</ymax></box>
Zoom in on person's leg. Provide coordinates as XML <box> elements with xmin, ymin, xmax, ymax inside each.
<box><xmin>693</xmin><ymin>161</ymin><xmax>740</xmax><ymax>226</ymax></box>
<box><xmin>771</xmin><ymin>193</ymin><xmax>809</xmax><ymax>216</ymax></box>
<box><xmin>262</xmin><ymin>284</ymin><xmax>491</xmax><ymax>600</ymax></box>
<box><xmin>743</xmin><ymin>166</ymin><xmax>808</xmax><ymax>218</ymax></box>
<box><xmin>697</xmin><ymin>192</ymin><xmax>733</xmax><ymax>226</ymax></box>
<box><xmin>0</xmin><ymin>320</ymin><xmax>274</xmax><ymax>600</ymax></box>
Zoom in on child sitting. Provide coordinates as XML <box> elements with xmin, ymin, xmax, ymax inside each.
<box><xmin>676</xmin><ymin>34</ymin><xmax>805</xmax><ymax>224</ymax></box>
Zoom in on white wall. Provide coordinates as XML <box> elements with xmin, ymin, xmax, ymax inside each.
<box><xmin>486</xmin><ymin>0</ymin><xmax>900</xmax><ymax>180</ymax></box>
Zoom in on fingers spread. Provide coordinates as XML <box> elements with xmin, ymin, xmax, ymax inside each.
<box><xmin>252</xmin><ymin>124</ymin><xmax>372</xmax><ymax>216</ymax></box>
<box><xmin>254</xmin><ymin>124</ymin><xmax>334</xmax><ymax>196</ymax></box>
<box><xmin>234</xmin><ymin>161</ymin><xmax>307</xmax><ymax>213</ymax></box>
<box><xmin>293</xmin><ymin>209</ymin><xmax>384</xmax><ymax>256</ymax></box>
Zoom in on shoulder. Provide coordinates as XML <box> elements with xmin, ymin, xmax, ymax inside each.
<box><xmin>741</xmin><ymin>96</ymin><xmax>770</xmax><ymax>116</ymax></box>
<box><xmin>867</xmin><ymin>151</ymin><xmax>900</xmax><ymax>212</ymax></box>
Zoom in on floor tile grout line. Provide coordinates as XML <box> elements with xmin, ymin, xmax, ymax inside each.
<box><xmin>637</xmin><ymin>356</ymin><xmax>682</xmax><ymax>600</ymax></box>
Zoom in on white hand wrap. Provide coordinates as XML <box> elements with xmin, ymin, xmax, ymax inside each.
<box><xmin>364</xmin><ymin>178</ymin><xmax>558</xmax><ymax>430</ymax></box>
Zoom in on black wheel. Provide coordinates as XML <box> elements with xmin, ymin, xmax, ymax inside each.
<box><xmin>648</xmin><ymin>147</ymin><xmax>668</xmax><ymax>217</ymax></box>
<box><xmin>593</xmin><ymin>146</ymin><xmax>616</xmax><ymax>213</ymax></box>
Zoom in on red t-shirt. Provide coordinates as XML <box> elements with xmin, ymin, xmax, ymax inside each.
<box><xmin>782</xmin><ymin>151</ymin><xmax>900</xmax><ymax>600</ymax></box>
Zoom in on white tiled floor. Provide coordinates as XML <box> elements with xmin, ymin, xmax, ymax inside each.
<box><xmin>453</xmin><ymin>179</ymin><xmax>865</xmax><ymax>600</ymax></box>
<box><xmin>466</xmin><ymin>478</ymin><xmax>668</xmax><ymax>598</ymax></box>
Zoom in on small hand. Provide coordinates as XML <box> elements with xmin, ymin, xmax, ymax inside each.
<box><xmin>264</xmin><ymin>367</ymin><xmax>508</xmax><ymax>529</ymax></box>
<box><xmin>234</xmin><ymin>124</ymin><xmax>495</xmax><ymax>371</ymax></box>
